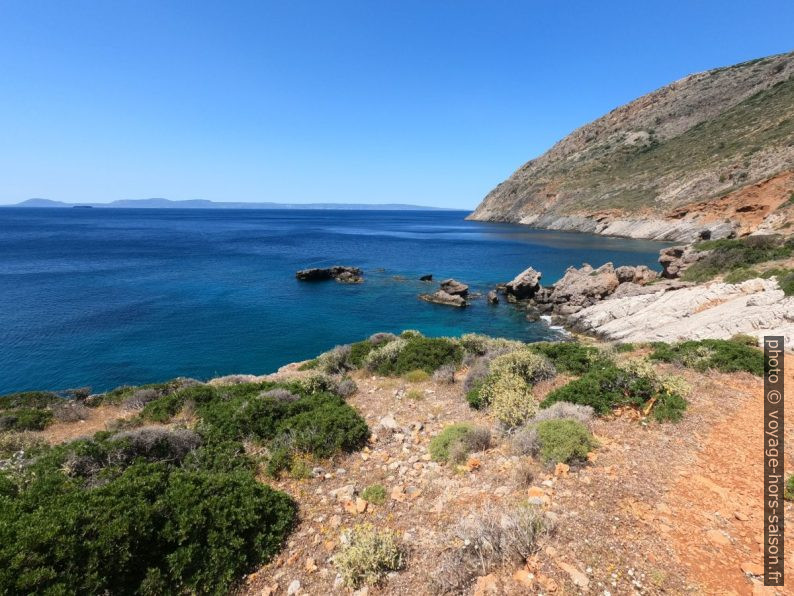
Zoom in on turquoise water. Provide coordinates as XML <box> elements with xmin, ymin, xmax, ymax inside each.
<box><xmin>0</xmin><ymin>208</ymin><xmax>668</xmax><ymax>394</ymax></box>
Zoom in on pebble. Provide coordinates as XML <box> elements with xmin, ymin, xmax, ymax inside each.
<box><xmin>286</xmin><ymin>579</ymin><xmax>301</xmax><ymax>595</ymax></box>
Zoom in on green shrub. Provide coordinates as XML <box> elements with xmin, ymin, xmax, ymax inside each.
<box><xmin>403</xmin><ymin>369</ymin><xmax>430</xmax><ymax>382</ymax></box>
<box><xmin>488</xmin><ymin>350</ymin><xmax>555</xmax><ymax>385</ymax></box>
<box><xmin>465</xmin><ymin>381</ymin><xmax>486</xmax><ymax>409</ymax></box>
<box><xmin>349</xmin><ymin>340</ymin><xmax>376</xmax><ymax>366</ymax></box>
<box><xmin>649</xmin><ymin>338</ymin><xmax>763</xmax><ymax>375</ymax></box>
<box><xmin>0</xmin><ymin>391</ymin><xmax>59</xmax><ymax>411</ymax></box>
<box><xmin>683</xmin><ymin>235</ymin><xmax>794</xmax><ymax>282</ymax></box>
<box><xmin>298</xmin><ymin>358</ymin><xmax>319</xmax><ymax>371</ymax></box>
<box><xmin>540</xmin><ymin>360</ymin><xmax>687</xmax><ymax>421</ymax></box>
<box><xmin>318</xmin><ymin>345</ymin><xmax>353</xmax><ymax>374</ymax></box>
<box><xmin>361</xmin><ymin>483</ymin><xmax>387</xmax><ymax>505</ymax></box>
<box><xmin>429</xmin><ymin>423</ymin><xmax>474</xmax><ymax>462</ymax></box>
<box><xmin>723</xmin><ymin>268</ymin><xmax>760</xmax><ymax>283</ymax></box>
<box><xmin>652</xmin><ymin>391</ymin><xmax>688</xmax><ymax>422</ymax></box>
<box><xmin>0</xmin><ymin>462</ymin><xmax>296</xmax><ymax>595</ymax></box>
<box><xmin>615</xmin><ymin>342</ymin><xmax>635</xmax><ymax>353</ymax></box>
<box><xmin>399</xmin><ymin>329</ymin><xmax>423</xmax><ymax>339</ymax></box>
<box><xmin>480</xmin><ymin>372</ymin><xmax>537</xmax><ymax>427</ymax></box>
<box><xmin>334</xmin><ymin>524</ymin><xmax>404</xmax><ymax>588</ymax></box>
<box><xmin>459</xmin><ymin>333</ymin><xmax>524</xmax><ymax>356</ymax></box>
<box><xmin>528</xmin><ymin>341</ymin><xmax>606</xmax><ymax>375</ymax></box>
<box><xmin>429</xmin><ymin>423</ymin><xmax>490</xmax><ymax>464</ymax></box>
<box><xmin>389</xmin><ymin>337</ymin><xmax>462</xmax><ymax>375</ymax></box>
<box><xmin>535</xmin><ymin>419</ymin><xmax>596</xmax><ymax>464</ymax></box>
<box><xmin>729</xmin><ymin>333</ymin><xmax>758</xmax><ymax>347</ymax></box>
<box><xmin>2</xmin><ymin>407</ymin><xmax>54</xmax><ymax>431</ymax></box>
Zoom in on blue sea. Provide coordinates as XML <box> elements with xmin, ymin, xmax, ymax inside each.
<box><xmin>0</xmin><ymin>208</ymin><xmax>669</xmax><ymax>394</ymax></box>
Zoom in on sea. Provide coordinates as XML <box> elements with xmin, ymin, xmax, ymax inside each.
<box><xmin>0</xmin><ymin>208</ymin><xmax>669</xmax><ymax>394</ymax></box>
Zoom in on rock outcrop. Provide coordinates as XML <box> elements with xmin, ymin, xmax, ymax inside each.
<box><xmin>296</xmin><ymin>266</ymin><xmax>363</xmax><ymax>283</ymax></box>
<box><xmin>567</xmin><ymin>277</ymin><xmax>794</xmax><ymax>349</ymax></box>
<box><xmin>658</xmin><ymin>245</ymin><xmax>706</xmax><ymax>278</ymax></box>
<box><xmin>419</xmin><ymin>274</ymin><xmax>433</xmax><ymax>282</ymax></box>
<box><xmin>504</xmin><ymin>267</ymin><xmax>542</xmax><ymax>300</ymax></box>
<box><xmin>468</xmin><ymin>51</ymin><xmax>794</xmax><ymax>241</ymax></box>
<box><xmin>419</xmin><ymin>290</ymin><xmax>467</xmax><ymax>308</ymax></box>
<box><xmin>487</xmin><ymin>290</ymin><xmax>499</xmax><ymax>304</ymax></box>
<box><xmin>439</xmin><ymin>279</ymin><xmax>469</xmax><ymax>297</ymax></box>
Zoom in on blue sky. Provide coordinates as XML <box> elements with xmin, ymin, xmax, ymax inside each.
<box><xmin>0</xmin><ymin>1</ymin><xmax>792</xmax><ymax>208</ymax></box>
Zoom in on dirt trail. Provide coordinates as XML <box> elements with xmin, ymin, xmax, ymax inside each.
<box><xmin>662</xmin><ymin>356</ymin><xmax>794</xmax><ymax>595</ymax></box>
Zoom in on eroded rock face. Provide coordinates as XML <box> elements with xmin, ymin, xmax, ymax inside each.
<box><xmin>419</xmin><ymin>290</ymin><xmax>467</xmax><ymax>307</ymax></box>
<box><xmin>439</xmin><ymin>279</ymin><xmax>469</xmax><ymax>297</ymax></box>
<box><xmin>295</xmin><ymin>266</ymin><xmax>363</xmax><ymax>283</ymax></box>
<box><xmin>504</xmin><ymin>267</ymin><xmax>542</xmax><ymax>300</ymax></box>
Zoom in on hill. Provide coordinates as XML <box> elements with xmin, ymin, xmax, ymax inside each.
<box><xmin>468</xmin><ymin>51</ymin><xmax>794</xmax><ymax>242</ymax></box>
<box><xmin>7</xmin><ymin>198</ymin><xmax>454</xmax><ymax>211</ymax></box>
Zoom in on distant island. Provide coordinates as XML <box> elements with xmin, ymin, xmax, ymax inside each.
<box><xmin>5</xmin><ymin>198</ymin><xmax>458</xmax><ymax>211</ymax></box>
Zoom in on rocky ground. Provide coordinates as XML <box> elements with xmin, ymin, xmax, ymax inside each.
<box><xmin>33</xmin><ymin>347</ymin><xmax>793</xmax><ymax>595</ymax></box>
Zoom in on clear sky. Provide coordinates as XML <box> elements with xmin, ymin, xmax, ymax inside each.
<box><xmin>0</xmin><ymin>1</ymin><xmax>792</xmax><ymax>208</ymax></box>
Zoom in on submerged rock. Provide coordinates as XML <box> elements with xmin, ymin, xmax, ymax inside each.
<box><xmin>419</xmin><ymin>274</ymin><xmax>433</xmax><ymax>282</ymax></box>
<box><xmin>419</xmin><ymin>289</ymin><xmax>467</xmax><ymax>307</ymax></box>
<box><xmin>487</xmin><ymin>290</ymin><xmax>499</xmax><ymax>304</ymax></box>
<box><xmin>296</xmin><ymin>266</ymin><xmax>363</xmax><ymax>283</ymax></box>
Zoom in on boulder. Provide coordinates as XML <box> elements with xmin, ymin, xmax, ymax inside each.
<box><xmin>504</xmin><ymin>266</ymin><xmax>542</xmax><ymax>299</ymax></box>
<box><xmin>439</xmin><ymin>278</ymin><xmax>469</xmax><ymax>297</ymax></box>
<box><xmin>658</xmin><ymin>246</ymin><xmax>704</xmax><ymax>279</ymax></box>
<box><xmin>296</xmin><ymin>266</ymin><xmax>363</xmax><ymax>283</ymax></box>
<box><xmin>547</xmin><ymin>263</ymin><xmax>620</xmax><ymax>312</ymax></box>
<box><xmin>615</xmin><ymin>265</ymin><xmax>658</xmax><ymax>285</ymax></box>
<box><xmin>487</xmin><ymin>290</ymin><xmax>499</xmax><ymax>304</ymax></box>
<box><xmin>419</xmin><ymin>290</ymin><xmax>467</xmax><ymax>307</ymax></box>
<box><xmin>419</xmin><ymin>274</ymin><xmax>433</xmax><ymax>282</ymax></box>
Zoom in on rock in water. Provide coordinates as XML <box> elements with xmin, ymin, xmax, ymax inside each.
<box><xmin>419</xmin><ymin>274</ymin><xmax>433</xmax><ymax>281</ymax></box>
<box><xmin>487</xmin><ymin>290</ymin><xmax>499</xmax><ymax>304</ymax></box>
<box><xmin>295</xmin><ymin>266</ymin><xmax>363</xmax><ymax>283</ymax></box>
<box><xmin>504</xmin><ymin>266</ymin><xmax>542</xmax><ymax>299</ymax></box>
<box><xmin>419</xmin><ymin>289</ymin><xmax>467</xmax><ymax>307</ymax></box>
<box><xmin>439</xmin><ymin>278</ymin><xmax>469</xmax><ymax>296</ymax></box>
<box><xmin>547</xmin><ymin>263</ymin><xmax>620</xmax><ymax>313</ymax></box>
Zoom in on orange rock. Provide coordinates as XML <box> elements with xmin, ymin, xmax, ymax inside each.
<box><xmin>740</xmin><ymin>561</ymin><xmax>764</xmax><ymax>576</ymax></box>
<box><xmin>473</xmin><ymin>573</ymin><xmax>500</xmax><ymax>595</ymax></box>
<box><xmin>355</xmin><ymin>498</ymin><xmax>368</xmax><ymax>513</ymax></box>
<box><xmin>512</xmin><ymin>568</ymin><xmax>535</xmax><ymax>588</ymax></box>
<box><xmin>586</xmin><ymin>451</ymin><xmax>598</xmax><ymax>463</ymax></box>
<box><xmin>466</xmin><ymin>457</ymin><xmax>481</xmax><ymax>471</ymax></box>
<box><xmin>554</xmin><ymin>462</ymin><xmax>570</xmax><ymax>477</ymax></box>
<box><xmin>304</xmin><ymin>557</ymin><xmax>317</xmax><ymax>573</ymax></box>
<box><xmin>536</xmin><ymin>573</ymin><xmax>558</xmax><ymax>592</ymax></box>
<box><xmin>528</xmin><ymin>486</ymin><xmax>545</xmax><ymax>498</ymax></box>
<box><xmin>706</xmin><ymin>529</ymin><xmax>731</xmax><ymax>546</ymax></box>
<box><xmin>343</xmin><ymin>500</ymin><xmax>358</xmax><ymax>514</ymax></box>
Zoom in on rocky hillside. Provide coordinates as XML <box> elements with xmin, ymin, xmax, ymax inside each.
<box><xmin>468</xmin><ymin>51</ymin><xmax>794</xmax><ymax>242</ymax></box>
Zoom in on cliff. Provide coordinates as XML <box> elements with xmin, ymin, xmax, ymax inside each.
<box><xmin>468</xmin><ymin>51</ymin><xmax>794</xmax><ymax>242</ymax></box>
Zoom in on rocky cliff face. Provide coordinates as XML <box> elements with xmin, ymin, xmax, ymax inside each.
<box><xmin>469</xmin><ymin>52</ymin><xmax>794</xmax><ymax>242</ymax></box>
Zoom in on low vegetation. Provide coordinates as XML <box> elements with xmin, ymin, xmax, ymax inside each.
<box><xmin>361</xmin><ymin>483</ymin><xmax>387</xmax><ymax>505</ymax></box>
<box><xmin>334</xmin><ymin>524</ymin><xmax>405</xmax><ymax>588</ymax></box>
<box><xmin>682</xmin><ymin>234</ymin><xmax>794</xmax><ymax>283</ymax></box>
<box><xmin>541</xmin><ymin>358</ymin><xmax>688</xmax><ymax>422</ymax></box>
<box><xmin>429</xmin><ymin>423</ymin><xmax>491</xmax><ymax>465</ymax></box>
<box><xmin>512</xmin><ymin>416</ymin><xmax>598</xmax><ymax>465</ymax></box>
<box><xmin>649</xmin><ymin>338</ymin><xmax>763</xmax><ymax>375</ymax></box>
<box><xmin>434</xmin><ymin>504</ymin><xmax>548</xmax><ymax>593</ymax></box>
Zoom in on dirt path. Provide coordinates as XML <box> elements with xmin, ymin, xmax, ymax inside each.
<box><xmin>661</xmin><ymin>358</ymin><xmax>794</xmax><ymax>595</ymax></box>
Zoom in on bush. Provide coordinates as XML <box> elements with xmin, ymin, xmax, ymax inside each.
<box><xmin>480</xmin><ymin>372</ymin><xmax>537</xmax><ymax>427</ymax></box>
<box><xmin>723</xmin><ymin>268</ymin><xmax>760</xmax><ymax>283</ymax></box>
<box><xmin>361</xmin><ymin>483</ymin><xmax>387</xmax><ymax>505</ymax></box>
<box><xmin>652</xmin><ymin>391</ymin><xmax>688</xmax><ymax>422</ymax></box>
<box><xmin>528</xmin><ymin>341</ymin><xmax>605</xmax><ymax>375</ymax></box>
<box><xmin>369</xmin><ymin>332</ymin><xmax>397</xmax><ymax>345</ymax></box>
<box><xmin>298</xmin><ymin>358</ymin><xmax>319</xmax><ymax>371</ymax></box>
<box><xmin>0</xmin><ymin>462</ymin><xmax>296</xmax><ymax>595</ymax></box>
<box><xmin>535</xmin><ymin>419</ymin><xmax>596</xmax><ymax>464</ymax></box>
<box><xmin>649</xmin><ymin>338</ymin><xmax>763</xmax><ymax>375</ymax></box>
<box><xmin>459</xmin><ymin>334</ymin><xmax>525</xmax><ymax>356</ymax></box>
<box><xmin>334</xmin><ymin>524</ymin><xmax>404</xmax><ymax>588</ymax></box>
<box><xmin>785</xmin><ymin>474</ymin><xmax>794</xmax><ymax>501</ymax></box>
<box><xmin>488</xmin><ymin>350</ymin><xmax>555</xmax><ymax>385</ymax></box>
<box><xmin>463</xmin><ymin>358</ymin><xmax>491</xmax><ymax>394</ymax></box>
<box><xmin>390</xmin><ymin>337</ymin><xmax>462</xmax><ymax>375</ymax></box>
<box><xmin>0</xmin><ymin>408</ymin><xmax>53</xmax><ymax>431</ymax></box>
<box><xmin>260</xmin><ymin>388</ymin><xmax>300</xmax><ymax>402</ymax></box>
<box><xmin>540</xmin><ymin>360</ymin><xmax>687</xmax><ymax>422</ymax></box>
<box><xmin>729</xmin><ymin>333</ymin><xmax>758</xmax><ymax>347</ymax></box>
<box><xmin>400</xmin><ymin>329</ymin><xmax>423</xmax><ymax>339</ymax></box>
<box><xmin>403</xmin><ymin>369</ymin><xmax>430</xmax><ymax>382</ymax></box>
<box><xmin>511</xmin><ymin>424</ymin><xmax>540</xmax><ymax>457</ymax></box>
<box><xmin>683</xmin><ymin>235</ymin><xmax>794</xmax><ymax>282</ymax></box>
<box><xmin>51</xmin><ymin>401</ymin><xmax>90</xmax><ymax>423</ymax></box>
<box><xmin>531</xmin><ymin>401</ymin><xmax>594</xmax><ymax>427</ymax></box>
<box><xmin>429</xmin><ymin>423</ymin><xmax>490</xmax><ymax>465</ymax></box>
<box><xmin>336</xmin><ymin>378</ymin><xmax>358</xmax><ymax>397</ymax></box>
<box><xmin>432</xmin><ymin>363</ymin><xmax>457</xmax><ymax>383</ymax></box>
<box><xmin>434</xmin><ymin>504</ymin><xmax>547</xmax><ymax>593</ymax></box>
<box><xmin>0</xmin><ymin>391</ymin><xmax>59</xmax><ymax>411</ymax></box>
<box><xmin>349</xmin><ymin>340</ymin><xmax>375</xmax><ymax>366</ymax></box>
<box><xmin>363</xmin><ymin>338</ymin><xmax>407</xmax><ymax>372</ymax></box>
<box><xmin>318</xmin><ymin>344</ymin><xmax>353</xmax><ymax>374</ymax></box>
<box><xmin>122</xmin><ymin>388</ymin><xmax>160</xmax><ymax>411</ymax></box>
